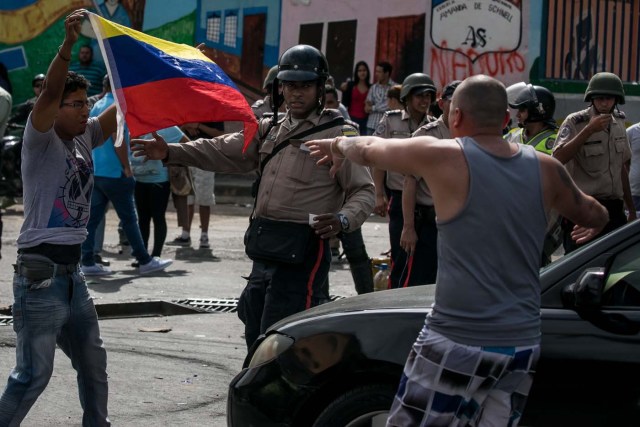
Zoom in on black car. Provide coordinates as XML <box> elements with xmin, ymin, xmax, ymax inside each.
<box><xmin>228</xmin><ymin>221</ymin><xmax>640</xmax><ymax>427</ymax></box>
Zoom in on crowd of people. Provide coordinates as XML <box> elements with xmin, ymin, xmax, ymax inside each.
<box><xmin>0</xmin><ymin>7</ymin><xmax>635</xmax><ymax>426</ymax></box>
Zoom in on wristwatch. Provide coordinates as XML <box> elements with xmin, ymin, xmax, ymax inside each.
<box><xmin>337</xmin><ymin>213</ymin><xmax>350</xmax><ymax>231</ymax></box>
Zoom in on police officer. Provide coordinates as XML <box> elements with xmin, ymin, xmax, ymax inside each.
<box><xmin>506</xmin><ymin>83</ymin><xmax>562</xmax><ymax>265</ymax></box>
<box><xmin>505</xmin><ymin>83</ymin><xmax>558</xmax><ymax>154</ymax></box>
<box><xmin>132</xmin><ymin>45</ymin><xmax>375</xmax><ymax>348</ymax></box>
<box><xmin>251</xmin><ymin>65</ymin><xmax>278</xmax><ymax>119</ymax></box>
<box><xmin>373</xmin><ymin>73</ymin><xmax>435</xmax><ymax>289</ymax></box>
<box><xmin>553</xmin><ymin>72</ymin><xmax>635</xmax><ymax>253</ymax></box>
<box><xmin>397</xmin><ymin>80</ymin><xmax>460</xmax><ymax>287</ymax></box>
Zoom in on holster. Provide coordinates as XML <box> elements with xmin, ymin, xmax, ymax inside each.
<box><xmin>244</xmin><ymin>217</ymin><xmax>313</xmax><ymax>264</ymax></box>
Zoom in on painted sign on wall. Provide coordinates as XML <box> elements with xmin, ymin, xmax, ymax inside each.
<box><xmin>429</xmin><ymin>0</ymin><xmax>525</xmax><ymax>89</ymax></box>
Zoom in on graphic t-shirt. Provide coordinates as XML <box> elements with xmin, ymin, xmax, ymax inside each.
<box><xmin>17</xmin><ymin>116</ymin><xmax>103</xmax><ymax>249</ymax></box>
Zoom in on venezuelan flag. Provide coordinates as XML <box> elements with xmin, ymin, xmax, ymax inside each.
<box><xmin>89</xmin><ymin>12</ymin><xmax>257</xmax><ymax>148</ymax></box>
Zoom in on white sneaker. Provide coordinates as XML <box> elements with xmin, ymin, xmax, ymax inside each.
<box><xmin>81</xmin><ymin>264</ymin><xmax>113</xmax><ymax>276</ymax></box>
<box><xmin>139</xmin><ymin>257</ymin><xmax>173</xmax><ymax>275</ymax></box>
<box><xmin>199</xmin><ymin>235</ymin><xmax>210</xmax><ymax>249</ymax></box>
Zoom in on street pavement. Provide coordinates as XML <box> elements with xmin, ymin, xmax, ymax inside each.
<box><xmin>0</xmin><ymin>202</ymin><xmax>389</xmax><ymax>426</ymax></box>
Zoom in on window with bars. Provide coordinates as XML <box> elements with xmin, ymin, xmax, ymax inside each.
<box><xmin>544</xmin><ymin>0</ymin><xmax>639</xmax><ymax>82</ymax></box>
<box><xmin>206</xmin><ymin>12</ymin><xmax>221</xmax><ymax>43</ymax></box>
<box><xmin>224</xmin><ymin>12</ymin><xmax>238</xmax><ymax>48</ymax></box>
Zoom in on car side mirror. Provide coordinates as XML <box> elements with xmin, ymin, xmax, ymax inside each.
<box><xmin>562</xmin><ymin>267</ymin><xmax>605</xmax><ymax>309</ymax></box>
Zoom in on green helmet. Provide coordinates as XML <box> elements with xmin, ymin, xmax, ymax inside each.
<box><xmin>584</xmin><ymin>72</ymin><xmax>625</xmax><ymax>105</ymax></box>
<box><xmin>400</xmin><ymin>73</ymin><xmax>436</xmax><ymax>103</ymax></box>
<box><xmin>263</xmin><ymin>65</ymin><xmax>278</xmax><ymax>90</ymax></box>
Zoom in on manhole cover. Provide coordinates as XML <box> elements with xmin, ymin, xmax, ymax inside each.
<box><xmin>174</xmin><ymin>298</ymin><xmax>239</xmax><ymax>313</ymax></box>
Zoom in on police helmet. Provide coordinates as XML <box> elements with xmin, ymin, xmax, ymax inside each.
<box><xmin>584</xmin><ymin>72</ymin><xmax>625</xmax><ymax>104</ymax></box>
<box><xmin>263</xmin><ymin>65</ymin><xmax>278</xmax><ymax>90</ymax></box>
<box><xmin>271</xmin><ymin>45</ymin><xmax>330</xmax><ymax>119</ymax></box>
<box><xmin>400</xmin><ymin>73</ymin><xmax>436</xmax><ymax>103</ymax></box>
<box><xmin>276</xmin><ymin>45</ymin><xmax>330</xmax><ymax>83</ymax></box>
<box><xmin>32</xmin><ymin>74</ymin><xmax>45</xmax><ymax>86</ymax></box>
<box><xmin>507</xmin><ymin>82</ymin><xmax>556</xmax><ymax>124</ymax></box>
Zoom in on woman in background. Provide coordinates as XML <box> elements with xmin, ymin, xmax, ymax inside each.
<box><xmin>340</xmin><ymin>61</ymin><xmax>371</xmax><ymax>134</ymax></box>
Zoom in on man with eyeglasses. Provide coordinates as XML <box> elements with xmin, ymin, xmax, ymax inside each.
<box><xmin>0</xmin><ymin>10</ymin><xmax>114</xmax><ymax>426</ymax></box>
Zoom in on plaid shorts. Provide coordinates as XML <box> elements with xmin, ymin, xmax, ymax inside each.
<box><xmin>387</xmin><ymin>326</ymin><xmax>539</xmax><ymax>427</ymax></box>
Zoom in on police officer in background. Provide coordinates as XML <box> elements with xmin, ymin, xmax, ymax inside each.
<box><xmin>398</xmin><ymin>80</ymin><xmax>461</xmax><ymax>287</ymax></box>
<box><xmin>506</xmin><ymin>83</ymin><xmax>562</xmax><ymax>264</ymax></box>
<box><xmin>373</xmin><ymin>73</ymin><xmax>434</xmax><ymax>289</ymax></box>
<box><xmin>251</xmin><ymin>65</ymin><xmax>278</xmax><ymax>119</ymax></box>
<box><xmin>553</xmin><ymin>72</ymin><xmax>635</xmax><ymax>253</ymax></box>
<box><xmin>505</xmin><ymin>83</ymin><xmax>558</xmax><ymax>154</ymax></box>
<box><xmin>132</xmin><ymin>45</ymin><xmax>375</xmax><ymax>348</ymax></box>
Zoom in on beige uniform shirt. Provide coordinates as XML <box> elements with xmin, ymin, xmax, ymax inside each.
<box><xmin>409</xmin><ymin>116</ymin><xmax>450</xmax><ymax>206</ymax></box>
<box><xmin>554</xmin><ymin>106</ymin><xmax>630</xmax><ymax>199</ymax></box>
<box><xmin>166</xmin><ymin>109</ymin><xmax>374</xmax><ymax>228</ymax></box>
<box><xmin>373</xmin><ymin>109</ymin><xmax>431</xmax><ymax>191</ymax></box>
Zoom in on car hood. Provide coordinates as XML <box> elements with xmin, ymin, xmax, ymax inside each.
<box><xmin>269</xmin><ymin>286</ymin><xmax>436</xmax><ymax>331</ymax></box>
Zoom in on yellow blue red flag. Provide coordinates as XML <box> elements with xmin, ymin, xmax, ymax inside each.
<box><xmin>88</xmin><ymin>12</ymin><xmax>258</xmax><ymax>149</ymax></box>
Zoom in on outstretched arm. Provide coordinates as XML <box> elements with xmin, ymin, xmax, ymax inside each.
<box><xmin>31</xmin><ymin>9</ymin><xmax>85</xmax><ymax>133</ymax></box>
<box><xmin>306</xmin><ymin>135</ymin><xmax>440</xmax><ymax>179</ymax></box>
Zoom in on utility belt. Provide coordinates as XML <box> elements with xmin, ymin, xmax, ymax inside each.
<box><xmin>13</xmin><ymin>253</ymin><xmax>78</xmax><ymax>282</ymax></box>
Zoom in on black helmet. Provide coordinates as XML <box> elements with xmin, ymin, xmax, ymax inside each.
<box><xmin>584</xmin><ymin>72</ymin><xmax>625</xmax><ymax>104</ymax></box>
<box><xmin>32</xmin><ymin>74</ymin><xmax>45</xmax><ymax>86</ymax></box>
<box><xmin>400</xmin><ymin>73</ymin><xmax>436</xmax><ymax>103</ymax></box>
<box><xmin>276</xmin><ymin>45</ymin><xmax>330</xmax><ymax>82</ymax></box>
<box><xmin>271</xmin><ymin>45</ymin><xmax>329</xmax><ymax>120</ymax></box>
<box><xmin>507</xmin><ymin>82</ymin><xmax>556</xmax><ymax>125</ymax></box>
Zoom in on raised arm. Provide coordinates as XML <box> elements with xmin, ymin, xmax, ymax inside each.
<box><xmin>31</xmin><ymin>10</ymin><xmax>85</xmax><ymax>133</ymax></box>
<box><xmin>552</xmin><ymin>115</ymin><xmax>611</xmax><ymax>164</ymax></box>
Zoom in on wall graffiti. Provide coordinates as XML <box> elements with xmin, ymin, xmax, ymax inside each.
<box><xmin>429</xmin><ymin>0</ymin><xmax>525</xmax><ymax>87</ymax></box>
<box><xmin>430</xmin><ymin>41</ymin><xmax>526</xmax><ymax>89</ymax></box>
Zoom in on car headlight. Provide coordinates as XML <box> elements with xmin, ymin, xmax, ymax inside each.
<box><xmin>248</xmin><ymin>333</ymin><xmax>294</xmax><ymax>368</ymax></box>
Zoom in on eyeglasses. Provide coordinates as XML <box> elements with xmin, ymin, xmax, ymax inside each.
<box><xmin>33</xmin><ymin>84</ymin><xmax>43</xmax><ymax>89</ymax></box>
<box><xmin>61</xmin><ymin>100</ymin><xmax>90</xmax><ymax>110</ymax></box>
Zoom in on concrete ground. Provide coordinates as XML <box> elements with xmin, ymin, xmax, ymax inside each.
<box><xmin>0</xmin><ymin>200</ymin><xmax>390</xmax><ymax>426</ymax></box>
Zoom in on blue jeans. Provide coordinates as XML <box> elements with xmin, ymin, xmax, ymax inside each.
<box><xmin>0</xmin><ymin>267</ymin><xmax>110</xmax><ymax>426</ymax></box>
<box><xmin>82</xmin><ymin>175</ymin><xmax>152</xmax><ymax>266</ymax></box>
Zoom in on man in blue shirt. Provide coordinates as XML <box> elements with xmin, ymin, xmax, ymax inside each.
<box><xmin>81</xmin><ymin>76</ymin><xmax>172</xmax><ymax>275</ymax></box>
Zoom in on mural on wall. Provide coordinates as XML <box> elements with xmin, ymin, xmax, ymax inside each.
<box><xmin>0</xmin><ymin>0</ymin><xmax>196</xmax><ymax>104</ymax></box>
<box><xmin>544</xmin><ymin>0</ymin><xmax>639</xmax><ymax>82</ymax></box>
<box><xmin>0</xmin><ymin>0</ymin><xmax>92</xmax><ymax>44</ymax></box>
<box><xmin>429</xmin><ymin>0</ymin><xmax>525</xmax><ymax>89</ymax></box>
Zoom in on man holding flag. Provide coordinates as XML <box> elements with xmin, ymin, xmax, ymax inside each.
<box><xmin>133</xmin><ymin>45</ymin><xmax>375</xmax><ymax>349</ymax></box>
<box><xmin>0</xmin><ymin>10</ymin><xmax>113</xmax><ymax>426</ymax></box>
